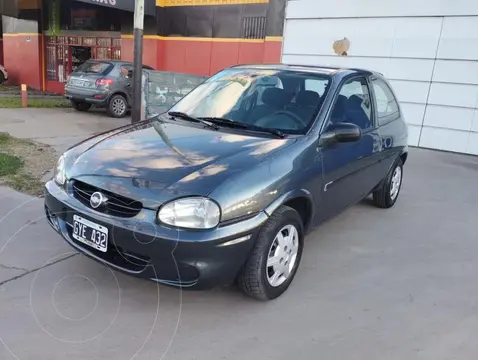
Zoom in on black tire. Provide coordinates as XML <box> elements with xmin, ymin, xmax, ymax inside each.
<box><xmin>107</xmin><ymin>94</ymin><xmax>128</xmax><ymax>118</ymax></box>
<box><xmin>237</xmin><ymin>205</ymin><xmax>304</xmax><ymax>301</ymax></box>
<box><xmin>71</xmin><ymin>100</ymin><xmax>91</xmax><ymax>112</ymax></box>
<box><xmin>373</xmin><ymin>158</ymin><xmax>404</xmax><ymax>209</ymax></box>
<box><xmin>0</xmin><ymin>72</ymin><xmax>5</xmax><ymax>85</ymax></box>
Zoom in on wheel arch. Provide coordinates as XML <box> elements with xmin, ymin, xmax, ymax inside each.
<box><xmin>400</xmin><ymin>151</ymin><xmax>408</xmax><ymax>165</ymax></box>
<box><xmin>109</xmin><ymin>91</ymin><xmax>130</xmax><ymax>106</ymax></box>
<box><xmin>264</xmin><ymin>189</ymin><xmax>314</xmax><ymax>233</ymax></box>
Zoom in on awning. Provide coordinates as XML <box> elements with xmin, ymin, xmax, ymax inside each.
<box><xmin>74</xmin><ymin>0</ymin><xmax>156</xmax><ymax>16</ymax></box>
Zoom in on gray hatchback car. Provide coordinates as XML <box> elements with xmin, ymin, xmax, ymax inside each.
<box><xmin>46</xmin><ymin>64</ymin><xmax>408</xmax><ymax>301</ymax></box>
<box><xmin>65</xmin><ymin>60</ymin><xmax>153</xmax><ymax>118</ymax></box>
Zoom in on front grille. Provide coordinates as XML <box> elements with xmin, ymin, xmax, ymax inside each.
<box><xmin>72</xmin><ymin>180</ymin><xmax>142</xmax><ymax>218</ymax></box>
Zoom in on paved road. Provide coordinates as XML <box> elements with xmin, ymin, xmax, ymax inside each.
<box><xmin>0</xmin><ymin>108</ymin><xmax>129</xmax><ymax>153</ymax></box>
<box><xmin>1</xmin><ymin>109</ymin><xmax>478</xmax><ymax>359</ymax></box>
<box><xmin>1</xmin><ymin>149</ymin><xmax>477</xmax><ymax>359</ymax></box>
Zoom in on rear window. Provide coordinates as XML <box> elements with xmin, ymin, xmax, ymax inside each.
<box><xmin>75</xmin><ymin>61</ymin><xmax>113</xmax><ymax>75</ymax></box>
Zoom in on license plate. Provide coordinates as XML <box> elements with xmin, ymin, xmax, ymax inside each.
<box><xmin>72</xmin><ymin>215</ymin><xmax>108</xmax><ymax>253</ymax></box>
<box><xmin>72</xmin><ymin>79</ymin><xmax>89</xmax><ymax>87</ymax></box>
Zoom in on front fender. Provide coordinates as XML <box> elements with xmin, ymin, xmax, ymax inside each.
<box><xmin>264</xmin><ymin>189</ymin><xmax>314</xmax><ymax>232</ymax></box>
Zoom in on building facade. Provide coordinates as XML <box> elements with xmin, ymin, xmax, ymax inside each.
<box><xmin>281</xmin><ymin>0</ymin><xmax>478</xmax><ymax>156</ymax></box>
<box><xmin>1</xmin><ymin>0</ymin><xmax>285</xmax><ymax>93</ymax></box>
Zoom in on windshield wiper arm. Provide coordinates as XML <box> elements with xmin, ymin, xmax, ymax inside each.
<box><xmin>198</xmin><ymin>117</ymin><xmax>285</xmax><ymax>138</ymax></box>
<box><xmin>198</xmin><ymin>117</ymin><xmax>248</xmax><ymax>128</ymax></box>
<box><xmin>168</xmin><ymin>111</ymin><xmax>219</xmax><ymax>130</ymax></box>
<box><xmin>246</xmin><ymin>125</ymin><xmax>285</xmax><ymax>138</ymax></box>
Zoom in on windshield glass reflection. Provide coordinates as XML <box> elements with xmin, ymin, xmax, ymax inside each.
<box><xmin>169</xmin><ymin>68</ymin><xmax>331</xmax><ymax>134</ymax></box>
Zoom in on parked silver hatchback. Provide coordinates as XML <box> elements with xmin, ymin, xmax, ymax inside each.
<box><xmin>65</xmin><ymin>60</ymin><xmax>153</xmax><ymax>118</ymax></box>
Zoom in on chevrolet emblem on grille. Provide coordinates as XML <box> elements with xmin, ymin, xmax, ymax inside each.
<box><xmin>90</xmin><ymin>192</ymin><xmax>108</xmax><ymax>209</ymax></box>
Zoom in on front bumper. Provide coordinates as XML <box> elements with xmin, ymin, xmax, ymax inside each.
<box><xmin>44</xmin><ymin>180</ymin><xmax>266</xmax><ymax>289</ymax></box>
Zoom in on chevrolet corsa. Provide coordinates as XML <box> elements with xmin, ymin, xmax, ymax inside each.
<box><xmin>45</xmin><ymin>64</ymin><xmax>408</xmax><ymax>300</ymax></box>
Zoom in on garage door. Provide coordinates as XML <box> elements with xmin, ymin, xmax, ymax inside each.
<box><xmin>282</xmin><ymin>0</ymin><xmax>478</xmax><ymax>155</ymax></box>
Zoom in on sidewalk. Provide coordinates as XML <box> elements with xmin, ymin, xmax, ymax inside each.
<box><xmin>0</xmin><ymin>108</ymin><xmax>130</xmax><ymax>154</ymax></box>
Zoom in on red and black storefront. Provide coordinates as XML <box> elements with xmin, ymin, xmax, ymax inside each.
<box><xmin>0</xmin><ymin>0</ymin><xmax>285</xmax><ymax>93</ymax></box>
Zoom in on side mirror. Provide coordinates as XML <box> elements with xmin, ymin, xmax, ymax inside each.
<box><xmin>319</xmin><ymin>122</ymin><xmax>362</xmax><ymax>147</ymax></box>
<box><xmin>127</xmin><ymin>69</ymin><xmax>134</xmax><ymax>78</ymax></box>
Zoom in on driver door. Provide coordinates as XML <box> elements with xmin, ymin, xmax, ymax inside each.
<box><xmin>318</xmin><ymin>76</ymin><xmax>382</xmax><ymax>220</ymax></box>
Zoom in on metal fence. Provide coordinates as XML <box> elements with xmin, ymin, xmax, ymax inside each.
<box><xmin>142</xmin><ymin>70</ymin><xmax>208</xmax><ymax>119</ymax></box>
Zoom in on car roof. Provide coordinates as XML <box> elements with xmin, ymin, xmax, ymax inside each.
<box><xmin>85</xmin><ymin>59</ymin><xmax>129</xmax><ymax>64</ymax></box>
<box><xmin>83</xmin><ymin>60</ymin><xmax>154</xmax><ymax>69</ymax></box>
<box><xmin>230</xmin><ymin>63</ymin><xmax>382</xmax><ymax>78</ymax></box>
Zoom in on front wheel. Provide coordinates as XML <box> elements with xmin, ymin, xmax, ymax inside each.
<box><xmin>237</xmin><ymin>205</ymin><xmax>304</xmax><ymax>301</ymax></box>
<box><xmin>107</xmin><ymin>94</ymin><xmax>128</xmax><ymax>118</ymax></box>
<box><xmin>373</xmin><ymin>158</ymin><xmax>403</xmax><ymax>208</ymax></box>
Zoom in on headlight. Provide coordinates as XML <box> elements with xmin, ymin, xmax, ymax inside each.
<box><xmin>54</xmin><ymin>155</ymin><xmax>66</xmax><ymax>185</ymax></box>
<box><xmin>158</xmin><ymin>197</ymin><xmax>221</xmax><ymax>229</ymax></box>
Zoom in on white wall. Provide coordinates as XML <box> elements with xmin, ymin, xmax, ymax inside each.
<box><xmin>286</xmin><ymin>0</ymin><xmax>478</xmax><ymax>19</ymax></box>
<box><xmin>283</xmin><ymin>0</ymin><xmax>478</xmax><ymax>155</ymax></box>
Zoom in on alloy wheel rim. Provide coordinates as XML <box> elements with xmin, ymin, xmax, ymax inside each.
<box><xmin>112</xmin><ymin>99</ymin><xmax>126</xmax><ymax>115</ymax></box>
<box><xmin>266</xmin><ymin>224</ymin><xmax>299</xmax><ymax>288</ymax></box>
<box><xmin>390</xmin><ymin>165</ymin><xmax>402</xmax><ymax>201</ymax></box>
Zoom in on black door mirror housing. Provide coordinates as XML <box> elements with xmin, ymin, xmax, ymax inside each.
<box><xmin>127</xmin><ymin>69</ymin><xmax>134</xmax><ymax>78</ymax></box>
<box><xmin>319</xmin><ymin>122</ymin><xmax>362</xmax><ymax>147</ymax></box>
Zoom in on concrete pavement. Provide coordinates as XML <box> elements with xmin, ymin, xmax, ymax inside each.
<box><xmin>1</xmin><ymin>108</ymin><xmax>478</xmax><ymax>359</ymax></box>
<box><xmin>0</xmin><ymin>108</ymin><xmax>130</xmax><ymax>153</ymax></box>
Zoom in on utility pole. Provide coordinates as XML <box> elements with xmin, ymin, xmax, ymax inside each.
<box><xmin>131</xmin><ymin>0</ymin><xmax>144</xmax><ymax>123</ymax></box>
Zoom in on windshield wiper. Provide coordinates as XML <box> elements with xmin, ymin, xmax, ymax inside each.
<box><xmin>198</xmin><ymin>117</ymin><xmax>285</xmax><ymax>138</ymax></box>
<box><xmin>168</xmin><ymin>111</ymin><xmax>219</xmax><ymax>130</ymax></box>
<box><xmin>198</xmin><ymin>117</ymin><xmax>248</xmax><ymax>128</ymax></box>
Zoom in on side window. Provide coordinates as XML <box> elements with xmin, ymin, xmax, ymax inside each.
<box><xmin>333</xmin><ymin>77</ymin><xmax>372</xmax><ymax>130</ymax></box>
<box><xmin>120</xmin><ymin>65</ymin><xmax>132</xmax><ymax>78</ymax></box>
<box><xmin>305</xmin><ymin>78</ymin><xmax>327</xmax><ymax>96</ymax></box>
<box><xmin>371</xmin><ymin>78</ymin><xmax>400</xmax><ymax>124</ymax></box>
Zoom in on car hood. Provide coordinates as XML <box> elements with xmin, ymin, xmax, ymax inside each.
<box><xmin>65</xmin><ymin>119</ymin><xmax>296</xmax><ymax>208</ymax></box>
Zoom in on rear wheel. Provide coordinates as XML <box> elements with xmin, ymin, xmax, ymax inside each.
<box><xmin>237</xmin><ymin>205</ymin><xmax>304</xmax><ymax>301</ymax></box>
<box><xmin>0</xmin><ymin>72</ymin><xmax>5</xmax><ymax>84</ymax></box>
<box><xmin>71</xmin><ymin>100</ymin><xmax>91</xmax><ymax>112</ymax></box>
<box><xmin>373</xmin><ymin>158</ymin><xmax>403</xmax><ymax>208</ymax></box>
<box><xmin>107</xmin><ymin>94</ymin><xmax>128</xmax><ymax>118</ymax></box>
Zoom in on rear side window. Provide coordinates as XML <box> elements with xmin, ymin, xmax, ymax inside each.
<box><xmin>75</xmin><ymin>61</ymin><xmax>113</xmax><ymax>75</ymax></box>
<box><xmin>120</xmin><ymin>65</ymin><xmax>133</xmax><ymax>78</ymax></box>
<box><xmin>372</xmin><ymin>78</ymin><xmax>400</xmax><ymax>125</ymax></box>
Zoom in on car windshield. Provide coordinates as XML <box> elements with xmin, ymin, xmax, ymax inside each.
<box><xmin>75</xmin><ymin>61</ymin><xmax>113</xmax><ymax>74</ymax></box>
<box><xmin>168</xmin><ymin>68</ymin><xmax>331</xmax><ymax>134</ymax></box>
